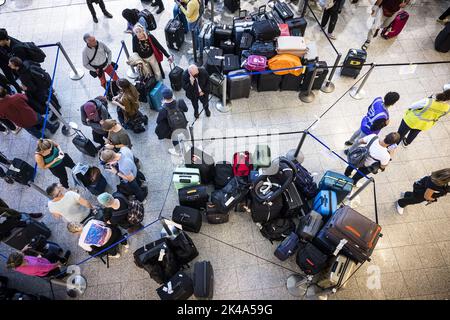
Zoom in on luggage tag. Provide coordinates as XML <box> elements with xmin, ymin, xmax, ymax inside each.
<box><xmin>163</xmin><ymin>281</ymin><xmax>174</xmax><ymax>294</ymax></box>
<box><xmin>333</xmin><ymin>239</ymin><xmax>348</xmax><ymax>256</ymax></box>
<box><xmin>158</xmin><ymin>248</ymin><xmax>166</xmax><ymax>262</ymax></box>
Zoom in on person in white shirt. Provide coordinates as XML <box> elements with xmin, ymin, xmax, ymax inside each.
<box><xmin>344</xmin><ymin>132</ymin><xmax>400</xmax><ymax>185</ymax></box>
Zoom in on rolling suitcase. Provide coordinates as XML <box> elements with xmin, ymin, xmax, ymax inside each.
<box><xmin>274</xmin><ymin>0</ymin><xmax>294</xmax><ymax>21</ymax></box>
<box><xmin>253</xmin><ymin>144</ymin><xmax>271</xmax><ymax>169</ymax></box>
<box><xmin>165</xmin><ymin>18</ymin><xmax>185</xmax><ymax>50</ymax></box>
<box><xmin>293</xmin><ymin>161</ymin><xmax>318</xmax><ymax>200</ymax></box>
<box><xmin>286</xmin><ymin>17</ymin><xmax>307</xmax><ymax>37</ymax></box>
<box><xmin>341</xmin><ymin>49</ymin><xmax>367</xmax><ymax>78</ymax></box>
<box><xmin>282</xmin><ymin>182</ymin><xmax>311</xmax><ymax>217</ymax></box>
<box><xmin>213</xmin><ymin>25</ymin><xmax>233</xmax><ymax>47</ymax></box>
<box><xmin>276</xmin><ymin>36</ymin><xmax>307</xmax><ymax>57</ymax></box>
<box><xmin>278</xmin><ymin>23</ymin><xmax>290</xmax><ymax>36</ymax></box>
<box><xmin>280</xmin><ymin>74</ymin><xmax>301</xmax><ymax>91</ymax></box>
<box><xmin>234</xmin><ymin>18</ymin><xmax>254</xmax><ymax>47</ymax></box>
<box><xmin>239</xmin><ymin>32</ymin><xmax>254</xmax><ymax>52</ymax></box>
<box><xmin>381</xmin><ymin>11</ymin><xmax>409</xmax><ymax>39</ymax></box>
<box><xmin>220</xmin><ymin>40</ymin><xmax>236</xmax><ymax>55</ymax></box>
<box><xmin>227</xmin><ymin>69</ymin><xmax>251</xmax><ymax>100</ymax></box>
<box><xmin>157</xmin><ymin>272</ymin><xmax>194</xmax><ymax>300</ymax></box>
<box><xmin>172</xmin><ymin>206</ymin><xmax>203</xmax><ymax>233</ymax></box>
<box><xmin>72</xmin><ymin>133</ymin><xmax>97</xmax><ymax>157</ymax></box>
<box><xmin>300</xmin><ymin>61</ymin><xmax>329</xmax><ymax>91</ymax></box>
<box><xmin>3</xmin><ymin>214</ymin><xmax>51</xmax><ymax>251</ymax></box>
<box><xmin>178</xmin><ymin>185</ymin><xmax>209</xmax><ymax>210</ymax></box>
<box><xmin>317</xmin><ymin>254</ymin><xmax>357</xmax><ymax>289</ymax></box>
<box><xmin>148</xmin><ymin>82</ymin><xmax>167</xmax><ymax>111</ymax></box>
<box><xmin>169</xmin><ymin>64</ymin><xmax>184</xmax><ymax>91</ymax></box>
<box><xmin>274</xmin><ymin>232</ymin><xmax>299</xmax><ymax>261</ymax></box>
<box><xmin>296</xmin><ymin>211</ymin><xmax>323</xmax><ymax>242</ymax></box>
<box><xmin>205</xmin><ymin>202</ymin><xmax>229</xmax><ymax>224</ymax></box>
<box><xmin>205</xmin><ymin>47</ymin><xmax>224</xmax><ymax>75</ymax></box>
<box><xmin>312</xmin><ymin>190</ymin><xmax>338</xmax><ymax>219</ymax></box>
<box><xmin>172</xmin><ymin>167</ymin><xmax>201</xmax><ymax>190</ymax></box>
<box><xmin>265</xmin><ymin>11</ymin><xmax>284</xmax><ymax>25</ymax></box>
<box><xmin>193</xmin><ymin>260</ymin><xmax>214</xmax><ymax>299</ymax></box>
<box><xmin>184</xmin><ymin>147</ymin><xmax>215</xmax><ymax>184</ymax></box>
<box><xmin>199</xmin><ymin>23</ymin><xmax>215</xmax><ymax>51</ymax></box>
<box><xmin>257</xmin><ymin>72</ymin><xmax>282</xmax><ymax>91</ymax></box>
<box><xmin>213</xmin><ymin>161</ymin><xmax>234</xmax><ymax>189</ymax></box>
<box><xmin>224</xmin><ymin>0</ymin><xmax>240</xmax><ymax>13</ymax></box>
<box><xmin>435</xmin><ymin>22</ymin><xmax>450</xmax><ymax>53</ymax></box>
<box><xmin>5</xmin><ymin>158</ymin><xmax>34</xmax><ymax>185</ymax></box>
<box><xmin>296</xmin><ymin>242</ymin><xmax>328</xmax><ymax>275</ymax></box>
<box><xmin>250</xmin><ymin>41</ymin><xmax>277</xmax><ymax>59</ymax></box>
<box><xmin>318</xmin><ymin>171</ymin><xmax>353</xmax><ymax>203</ymax></box>
<box><xmin>210</xmin><ymin>73</ymin><xmax>223</xmax><ymax>99</ymax></box>
<box><xmin>223</xmin><ymin>54</ymin><xmax>240</xmax><ymax>74</ymax></box>
<box><xmin>250</xmin><ymin>191</ymin><xmax>284</xmax><ymax>223</ymax></box>
<box><xmin>165</xmin><ymin>228</ymin><xmax>199</xmax><ymax>265</ymax></box>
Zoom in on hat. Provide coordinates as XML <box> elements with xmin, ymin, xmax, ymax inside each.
<box><xmin>97</xmin><ymin>192</ymin><xmax>115</xmax><ymax>207</ymax></box>
<box><xmin>83</xmin><ymin>102</ymin><xmax>99</xmax><ymax>121</ymax></box>
<box><xmin>162</xmin><ymin>87</ymin><xmax>173</xmax><ymax>100</ymax></box>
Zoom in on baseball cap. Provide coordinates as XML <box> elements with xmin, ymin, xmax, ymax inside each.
<box><xmin>162</xmin><ymin>87</ymin><xmax>173</xmax><ymax>100</ymax></box>
<box><xmin>83</xmin><ymin>102</ymin><xmax>99</xmax><ymax>121</ymax></box>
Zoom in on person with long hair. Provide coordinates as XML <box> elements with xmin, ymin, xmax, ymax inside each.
<box><xmin>396</xmin><ymin>169</ymin><xmax>450</xmax><ymax>215</ymax></box>
<box><xmin>111</xmin><ymin>78</ymin><xmax>141</xmax><ymax>126</ymax></box>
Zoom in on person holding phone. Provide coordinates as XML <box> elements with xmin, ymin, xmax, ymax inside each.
<box><xmin>35</xmin><ymin>139</ymin><xmax>75</xmax><ymax>189</ymax></box>
<box><xmin>182</xmin><ymin>64</ymin><xmax>210</xmax><ymax>119</ymax></box>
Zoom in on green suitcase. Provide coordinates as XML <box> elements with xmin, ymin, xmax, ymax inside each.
<box><xmin>253</xmin><ymin>144</ymin><xmax>271</xmax><ymax>169</ymax></box>
<box><xmin>173</xmin><ymin>167</ymin><xmax>201</xmax><ymax>190</ymax></box>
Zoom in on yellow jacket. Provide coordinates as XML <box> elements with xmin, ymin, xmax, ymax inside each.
<box><xmin>180</xmin><ymin>0</ymin><xmax>200</xmax><ymax>23</ymax></box>
<box><xmin>403</xmin><ymin>98</ymin><xmax>450</xmax><ymax>131</ymax></box>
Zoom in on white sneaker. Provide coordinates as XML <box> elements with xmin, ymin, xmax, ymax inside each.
<box><xmin>109</xmin><ymin>253</ymin><xmax>121</xmax><ymax>259</ymax></box>
<box><xmin>123</xmin><ymin>243</ymin><xmax>130</xmax><ymax>253</ymax></box>
<box><xmin>437</xmin><ymin>18</ymin><xmax>449</xmax><ymax>25</ymax></box>
<box><xmin>328</xmin><ymin>33</ymin><xmax>337</xmax><ymax>40</ymax></box>
<box><xmin>10</xmin><ymin>127</ymin><xmax>22</xmax><ymax>134</ymax></box>
<box><xmin>141</xmin><ymin>199</ymin><xmax>147</xmax><ymax>205</ymax></box>
<box><xmin>167</xmin><ymin>148</ymin><xmax>179</xmax><ymax>156</ymax></box>
<box><xmin>395</xmin><ymin>201</ymin><xmax>404</xmax><ymax>215</ymax></box>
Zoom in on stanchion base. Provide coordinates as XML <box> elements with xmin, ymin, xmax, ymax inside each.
<box><xmin>299</xmin><ymin>91</ymin><xmax>316</xmax><ymax>103</ymax></box>
<box><xmin>69</xmin><ymin>69</ymin><xmax>85</xmax><ymax>81</ymax></box>
<box><xmin>286</xmin><ymin>274</ymin><xmax>309</xmax><ymax>297</ymax></box>
<box><xmin>126</xmin><ymin>68</ymin><xmax>139</xmax><ymax>79</ymax></box>
<box><xmin>286</xmin><ymin>149</ymin><xmax>305</xmax><ymax>164</ymax></box>
<box><xmin>320</xmin><ymin>81</ymin><xmax>335</xmax><ymax>93</ymax></box>
<box><xmin>349</xmin><ymin>87</ymin><xmax>365</xmax><ymax>100</ymax></box>
<box><xmin>215</xmin><ymin>101</ymin><xmax>231</xmax><ymax>113</ymax></box>
<box><xmin>62</xmin><ymin>125</ymin><xmax>73</xmax><ymax>136</ymax></box>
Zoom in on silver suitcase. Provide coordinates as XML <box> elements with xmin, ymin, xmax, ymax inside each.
<box><xmin>317</xmin><ymin>254</ymin><xmax>357</xmax><ymax>289</ymax></box>
<box><xmin>296</xmin><ymin>211</ymin><xmax>323</xmax><ymax>241</ymax></box>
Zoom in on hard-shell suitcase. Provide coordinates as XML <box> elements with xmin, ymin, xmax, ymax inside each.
<box><xmin>149</xmin><ymin>82</ymin><xmax>167</xmax><ymax>111</ymax></box>
<box><xmin>165</xmin><ymin>18</ymin><xmax>185</xmax><ymax>50</ymax></box>
<box><xmin>282</xmin><ymin>182</ymin><xmax>311</xmax><ymax>217</ymax></box>
<box><xmin>210</xmin><ymin>73</ymin><xmax>223</xmax><ymax>99</ymax></box>
<box><xmin>193</xmin><ymin>260</ymin><xmax>214</xmax><ymax>299</ymax></box>
<box><xmin>199</xmin><ymin>23</ymin><xmax>215</xmax><ymax>51</ymax></box>
<box><xmin>220</xmin><ymin>40</ymin><xmax>236</xmax><ymax>55</ymax></box>
<box><xmin>257</xmin><ymin>72</ymin><xmax>282</xmax><ymax>91</ymax></box>
<box><xmin>172</xmin><ymin>206</ymin><xmax>203</xmax><ymax>233</ymax></box>
<box><xmin>296</xmin><ymin>211</ymin><xmax>323</xmax><ymax>242</ymax></box>
<box><xmin>250</xmin><ymin>41</ymin><xmax>277</xmax><ymax>59</ymax></box>
<box><xmin>381</xmin><ymin>11</ymin><xmax>409</xmax><ymax>39</ymax></box>
<box><xmin>184</xmin><ymin>147</ymin><xmax>215</xmax><ymax>184</ymax></box>
<box><xmin>227</xmin><ymin>70</ymin><xmax>251</xmax><ymax>100</ymax></box>
<box><xmin>286</xmin><ymin>17</ymin><xmax>307</xmax><ymax>37</ymax></box>
<box><xmin>253</xmin><ymin>19</ymin><xmax>281</xmax><ymax>41</ymax></box>
<box><xmin>318</xmin><ymin>170</ymin><xmax>353</xmax><ymax>203</ymax></box>
<box><xmin>341</xmin><ymin>49</ymin><xmax>367</xmax><ymax>78</ymax></box>
<box><xmin>250</xmin><ymin>5</ymin><xmax>267</xmax><ymax>22</ymax></box>
<box><xmin>435</xmin><ymin>22</ymin><xmax>450</xmax><ymax>53</ymax></box>
<box><xmin>223</xmin><ymin>54</ymin><xmax>240</xmax><ymax>74</ymax></box>
<box><xmin>253</xmin><ymin>144</ymin><xmax>271</xmax><ymax>169</ymax></box>
<box><xmin>317</xmin><ymin>254</ymin><xmax>357</xmax><ymax>289</ymax></box>
<box><xmin>296</xmin><ymin>242</ymin><xmax>328</xmax><ymax>275</ymax></box>
<box><xmin>274</xmin><ymin>0</ymin><xmax>294</xmax><ymax>21</ymax></box>
<box><xmin>205</xmin><ymin>47</ymin><xmax>224</xmax><ymax>75</ymax></box>
<box><xmin>274</xmin><ymin>232</ymin><xmax>299</xmax><ymax>261</ymax></box>
<box><xmin>276</xmin><ymin>36</ymin><xmax>307</xmax><ymax>57</ymax></box>
<box><xmin>72</xmin><ymin>134</ymin><xmax>97</xmax><ymax>157</ymax></box>
<box><xmin>234</xmin><ymin>19</ymin><xmax>254</xmax><ymax>47</ymax></box>
<box><xmin>224</xmin><ymin>0</ymin><xmax>240</xmax><ymax>13</ymax></box>
<box><xmin>312</xmin><ymin>190</ymin><xmax>338</xmax><ymax>219</ymax></box>
<box><xmin>213</xmin><ymin>161</ymin><xmax>234</xmax><ymax>189</ymax></box>
<box><xmin>178</xmin><ymin>185</ymin><xmax>209</xmax><ymax>210</ymax></box>
<box><xmin>3</xmin><ymin>214</ymin><xmax>51</xmax><ymax>251</ymax></box>
<box><xmin>239</xmin><ymin>32</ymin><xmax>254</xmax><ymax>52</ymax></box>
<box><xmin>300</xmin><ymin>61</ymin><xmax>329</xmax><ymax>91</ymax></box>
<box><xmin>280</xmin><ymin>74</ymin><xmax>301</xmax><ymax>91</ymax></box>
<box><xmin>156</xmin><ymin>272</ymin><xmax>194</xmax><ymax>300</ymax></box>
<box><xmin>278</xmin><ymin>23</ymin><xmax>290</xmax><ymax>36</ymax></box>
<box><xmin>169</xmin><ymin>64</ymin><xmax>184</xmax><ymax>91</ymax></box>
<box><xmin>5</xmin><ymin>158</ymin><xmax>34</xmax><ymax>185</ymax></box>
<box><xmin>205</xmin><ymin>202</ymin><xmax>229</xmax><ymax>224</ymax></box>
<box><xmin>213</xmin><ymin>25</ymin><xmax>233</xmax><ymax>47</ymax></box>
<box><xmin>173</xmin><ymin>167</ymin><xmax>201</xmax><ymax>190</ymax></box>
<box><xmin>211</xmin><ymin>177</ymin><xmax>250</xmax><ymax>214</ymax></box>
<box><xmin>293</xmin><ymin>160</ymin><xmax>318</xmax><ymax>200</ymax></box>
<box><xmin>250</xmin><ymin>191</ymin><xmax>284</xmax><ymax>223</ymax></box>
<box><xmin>265</xmin><ymin>11</ymin><xmax>284</xmax><ymax>25</ymax></box>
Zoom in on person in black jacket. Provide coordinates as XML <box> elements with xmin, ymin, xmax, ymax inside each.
<box><xmin>182</xmin><ymin>64</ymin><xmax>211</xmax><ymax>119</ymax></box>
<box><xmin>0</xmin><ymin>29</ymin><xmax>24</xmax><ymax>93</ymax></box>
<box><xmin>80</xmin><ymin>96</ymin><xmax>111</xmax><ymax>148</ymax></box>
<box><xmin>1</xmin><ymin>198</ymin><xmax>43</xmax><ymax>241</ymax></box>
<box><xmin>86</xmin><ymin>0</ymin><xmax>113</xmax><ymax>23</ymax></box>
<box><xmin>155</xmin><ymin>87</ymin><xmax>188</xmax><ymax>156</ymax></box>
<box><xmin>8</xmin><ymin>57</ymin><xmax>62</xmax><ymax>120</ymax></box>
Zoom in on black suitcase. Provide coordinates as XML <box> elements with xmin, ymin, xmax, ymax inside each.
<box><xmin>265</xmin><ymin>11</ymin><xmax>284</xmax><ymax>25</ymax></box>
<box><xmin>156</xmin><ymin>272</ymin><xmax>194</xmax><ymax>300</ymax></box>
<box><xmin>178</xmin><ymin>185</ymin><xmax>209</xmax><ymax>210</ymax></box>
<box><xmin>184</xmin><ymin>147</ymin><xmax>215</xmax><ymax>184</ymax></box>
<box><xmin>224</xmin><ymin>0</ymin><xmax>240</xmax><ymax>13</ymax></box>
<box><xmin>220</xmin><ymin>40</ymin><xmax>236</xmax><ymax>55</ymax></box>
<box><xmin>300</xmin><ymin>61</ymin><xmax>329</xmax><ymax>91</ymax></box>
<box><xmin>253</xmin><ymin>19</ymin><xmax>281</xmax><ymax>41</ymax></box>
<box><xmin>3</xmin><ymin>214</ymin><xmax>51</xmax><ymax>251</ymax></box>
<box><xmin>227</xmin><ymin>69</ymin><xmax>251</xmax><ymax>100</ymax></box>
<box><xmin>250</xmin><ymin>191</ymin><xmax>283</xmax><ymax>223</ymax></box>
<box><xmin>274</xmin><ymin>0</ymin><xmax>294</xmax><ymax>21</ymax></box>
<box><xmin>5</xmin><ymin>158</ymin><xmax>34</xmax><ymax>185</ymax></box>
<box><xmin>280</xmin><ymin>74</ymin><xmax>301</xmax><ymax>91</ymax></box>
<box><xmin>210</xmin><ymin>73</ymin><xmax>223</xmax><ymax>99</ymax></box>
<box><xmin>239</xmin><ymin>32</ymin><xmax>254</xmax><ymax>52</ymax></box>
<box><xmin>193</xmin><ymin>260</ymin><xmax>214</xmax><ymax>299</ymax></box>
<box><xmin>281</xmin><ymin>183</ymin><xmax>311</xmax><ymax>217</ymax></box>
<box><xmin>341</xmin><ymin>49</ymin><xmax>367</xmax><ymax>78</ymax></box>
<box><xmin>213</xmin><ymin>25</ymin><xmax>233</xmax><ymax>48</ymax></box>
<box><xmin>296</xmin><ymin>242</ymin><xmax>329</xmax><ymax>275</ymax></box>
<box><xmin>250</xmin><ymin>41</ymin><xmax>277</xmax><ymax>59</ymax></box>
<box><xmin>257</xmin><ymin>72</ymin><xmax>282</xmax><ymax>91</ymax></box>
<box><xmin>205</xmin><ymin>47</ymin><xmax>224</xmax><ymax>75</ymax></box>
<box><xmin>223</xmin><ymin>54</ymin><xmax>240</xmax><ymax>74</ymax></box>
<box><xmin>286</xmin><ymin>17</ymin><xmax>307</xmax><ymax>36</ymax></box>
<box><xmin>435</xmin><ymin>23</ymin><xmax>450</xmax><ymax>53</ymax></box>
<box><xmin>205</xmin><ymin>202</ymin><xmax>229</xmax><ymax>224</ymax></box>
<box><xmin>165</xmin><ymin>18</ymin><xmax>185</xmax><ymax>51</ymax></box>
<box><xmin>214</xmin><ymin>161</ymin><xmax>234</xmax><ymax>189</ymax></box>
<box><xmin>72</xmin><ymin>133</ymin><xmax>97</xmax><ymax>157</ymax></box>
<box><xmin>169</xmin><ymin>64</ymin><xmax>184</xmax><ymax>91</ymax></box>
<box><xmin>250</xmin><ymin>5</ymin><xmax>267</xmax><ymax>22</ymax></box>
<box><xmin>172</xmin><ymin>206</ymin><xmax>203</xmax><ymax>233</ymax></box>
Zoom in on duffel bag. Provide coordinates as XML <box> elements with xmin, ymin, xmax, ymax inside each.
<box><xmin>268</xmin><ymin>54</ymin><xmax>303</xmax><ymax>76</ymax></box>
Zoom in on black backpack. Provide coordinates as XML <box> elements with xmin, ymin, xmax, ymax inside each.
<box><xmin>139</xmin><ymin>9</ymin><xmax>157</xmax><ymax>31</ymax></box>
<box><xmin>166</xmin><ymin>101</ymin><xmax>188</xmax><ymax>130</ymax></box>
<box><xmin>259</xmin><ymin>218</ymin><xmax>296</xmax><ymax>243</ymax></box>
<box><xmin>293</xmin><ymin>161</ymin><xmax>318</xmax><ymax>200</ymax></box>
<box><xmin>166</xmin><ymin>231</ymin><xmax>199</xmax><ymax>265</ymax></box>
<box><xmin>19</xmin><ymin>42</ymin><xmax>46</xmax><ymax>63</ymax></box>
<box><xmin>29</xmin><ymin>63</ymin><xmax>51</xmax><ymax>89</ymax></box>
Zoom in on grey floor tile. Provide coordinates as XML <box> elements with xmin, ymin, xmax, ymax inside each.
<box><xmin>380</xmin><ymin>273</ymin><xmax>411</xmax><ymax>300</ymax></box>
<box><xmin>393</xmin><ymin>246</ymin><xmax>424</xmax><ymax>271</ymax></box>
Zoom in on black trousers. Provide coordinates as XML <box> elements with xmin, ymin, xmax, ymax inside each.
<box><xmin>397</xmin><ymin>119</ymin><xmax>421</xmax><ymax>145</ymax></box>
<box><xmin>0</xmin><ymin>63</ymin><xmax>22</xmax><ymax>93</ymax></box>
<box><xmin>439</xmin><ymin>7</ymin><xmax>450</xmax><ymax>20</ymax></box>
<box><xmin>190</xmin><ymin>94</ymin><xmax>210</xmax><ymax>114</ymax></box>
<box><xmin>154</xmin><ymin>0</ymin><xmax>165</xmax><ymax>10</ymax></box>
<box><xmin>321</xmin><ymin>1</ymin><xmax>341</xmax><ymax>34</ymax></box>
<box><xmin>398</xmin><ymin>191</ymin><xmax>425</xmax><ymax>208</ymax></box>
<box><xmin>86</xmin><ymin>0</ymin><xmax>107</xmax><ymax>17</ymax></box>
<box><xmin>48</xmin><ymin>154</ymin><xmax>75</xmax><ymax>189</ymax></box>
<box><xmin>344</xmin><ymin>165</ymin><xmax>371</xmax><ymax>184</ymax></box>
<box><xmin>92</xmin><ymin>130</ymin><xmax>107</xmax><ymax>146</ymax></box>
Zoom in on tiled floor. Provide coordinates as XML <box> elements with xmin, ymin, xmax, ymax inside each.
<box><xmin>0</xmin><ymin>0</ymin><xmax>449</xmax><ymax>300</ymax></box>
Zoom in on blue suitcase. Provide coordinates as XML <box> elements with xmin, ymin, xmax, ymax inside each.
<box><xmin>149</xmin><ymin>82</ymin><xmax>167</xmax><ymax>111</ymax></box>
<box><xmin>274</xmin><ymin>232</ymin><xmax>299</xmax><ymax>261</ymax></box>
<box><xmin>313</xmin><ymin>190</ymin><xmax>338</xmax><ymax>219</ymax></box>
<box><xmin>318</xmin><ymin>171</ymin><xmax>353</xmax><ymax>203</ymax></box>
<box><xmin>249</xmin><ymin>170</ymin><xmax>261</xmax><ymax>183</ymax></box>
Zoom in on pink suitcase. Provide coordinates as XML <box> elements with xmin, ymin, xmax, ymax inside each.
<box><xmin>245</xmin><ymin>55</ymin><xmax>267</xmax><ymax>72</ymax></box>
<box><xmin>279</xmin><ymin>24</ymin><xmax>290</xmax><ymax>36</ymax></box>
<box><xmin>381</xmin><ymin>11</ymin><xmax>409</xmax><ymax>39</ymax></box>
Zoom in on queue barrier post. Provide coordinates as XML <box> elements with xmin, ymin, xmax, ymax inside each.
<box><xmin>215</xmin><ymin>74</ymin><xmax>231</xmax><ymax>113</ymax></box>
<box><xmin>349</xmin><ymin>63</ymin><xmax>375</xmax><ymax>100</ymax></box>
<box><xmin>299</xmin><ymin>63</ymin><xmax>319</xmax><ymax>103</ymax></box>
<box><xmin>121</xmin><ymin>40</ymin><xmax>138</xmax><ymax>79</ymax></box>
<box><xmin>321</xmin><ymin>52</ymin><xmax>342</xmax><ymax>93</ymax></box>
<box><xmin>56</xmin><ymin>42</ymin><xmax>84</xmax><ymax>81</ymax></box>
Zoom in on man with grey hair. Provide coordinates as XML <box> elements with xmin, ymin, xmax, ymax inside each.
<box><xmin>82</xmin><ymin>34</ymin><xmax>118</xmax><ymax>98</ymax></box>
<box><xmin>86</xmin><ymin>0</ymin><xmax>113</xmax><ymax>23</ymax></box>
<box><xmin>182</xmin><ymin>64</ymin><xmax>211</xmax><ymax>119</ymax></box>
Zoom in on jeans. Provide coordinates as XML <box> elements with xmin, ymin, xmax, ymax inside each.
<box><xmin>173</xmin><ymin>4</ymin><xmax>189</xmax><ymax>34</ymax></box>
<box><xmin>188</xmin><ymin>17</ymin><xmax>202</xmax><ymax>52</ymax></box>
<box><xmin>190</xmin><ymin>94</ymin><xmax>209</xmax><ymax>114</ymax></box>
<box><xmin>397</xmin><ymin>119</ymin><xmax>421</xmax><ymax>145</ymax></box>
<box><xmin>344</xmin><ymin>165</ymin><xmax>372</xmax><ymax>185</ymax></box>
<box><xmin>321</xmin><ymin>1</ymin><xmax>340</xmax><ymax>34</ymax></box>
<box><xmin>48</xmin><ymin>154</ymin><xmax>75</xmax><ymax>189</ymax></box>
<box><xmin>398</xmin><ymin>191</ymin><xmax>425</xmax><ymax>208</ymax></box>
<box><xmin>86</xmin><ymin>0</ymin><xmax>107</xmax><ymax>17</ymax></box>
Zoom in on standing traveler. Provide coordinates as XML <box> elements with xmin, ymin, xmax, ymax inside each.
<box><xmin>132</xmin><ymin>24</ymin><xmax>173</xmax><ymax>81</ymax></box>
<box><xmin>175</xmin><ymin>0</ymin><xmax>203</xmax><ymax>49</ymax></box>
<box><xmin>437</xmin><ymin>6</ymin><xmax>450</xmax><ymax>24</ymax></box>
<box><xmin>344</xmin><ymin>132</ymin><xmax>400</xmax><ymax>185</ymax></box>
<box><xmin>395</xmin><ymin>168</ymin><xmax>450</xmax><ymax>215</ymax></box>
<box><xmin>397</xmin><ymin>89</ymin><xmax>450</xmax><ymax>147</ymax></box>
<box><xmin>173</xmin><ymin>2</ymin><xmax>189</xmax><ymax>34</ymax></box>
<box><xmin>80</xmin><ymin>96</ymin><xmax>110</xmax><ymax>148</ymax></box>
<box><xmin>345</xmin><ymin>91</ymin><xmax>400</xmax><ymax>150</ymax></box>
<box><xmin>319</xmin><ymin>0</ymin><xmax>345</xmax><ymax>40</ymax></box>
<box><xmin>86</xmin><ymin>0</ymin><xmax>113</xmax><ymax>23</ymax></box>
<box><xmin>46</xmin><ymin>183</ymin><xmax>93</xmax><ymax>224</ymax></box>
<box><xmin>182</xmin><ymin>64</ymin><xmax>211</xmax><ymax>118</ymax></box>
<box><xmin>1</xmin><ymin>198</ymin><xmax>43</xmax><ymax>241</ymax></box>
<box><xmin>101</xmin><ymin>119</ymin><xmax>133</xmax><ymax>150</ymax></box>
<box><xmin>122</xmin><ymin>9</ymin><xmax>149</xmax><ymax>33</ymax></box>
<box><xmin>35</xmin><ymin>139</ymin><xmax>75</xmax><ymax>189</ymax></box>
<box><xmin>155</xmin><ymin>88</ymin><xmax>188</xmax><ymax>156</ymax></box>
<box><xmin>6</xmin><ymin>251</ymin><xmax>67</xmax><ymax>278</ymax></box>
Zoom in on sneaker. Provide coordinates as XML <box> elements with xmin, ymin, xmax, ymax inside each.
<box><xmin>328</xmin><ymin>33</ymin><xmax>337</xmax><ymax>40</ymax></box>
<box><xmin>361</xmin><ymin>40</ymin><xmax>370</xmax><ymax>51</ymax></box>
<box><xmin>205</xmin><ymin>109</ymin><xmax>211</xmax><ymax>117</ymax></box>
<box><xmin>103</xmin><ymin>11</ymin><xmax>113</xmax><ymax>18</ymax></box>
<box><xmin>92</xmin><ymin>16</ymin><xmax>98</xmax><ymax>23</ymax></box>
<box><xmin>10</xmin><ymin>127</ymin><xmax>22</xmax><ymax>134</ymax></box>
<box><xmin>194</xmin><ymin>112</ymin><xmax>199</xmax><ymax>119</ymax></box>
<box><xmin>109</xmin><ymin>253</ymin><xmax>121</xmax><ymax>259</ymax></box>
<box><xmin>400</xmin><ymin>192</ymin><xmax>405</xmax><ymax>199</ymax></box>
<box><xmin>395</xmin><ymin>201</ymin><xmax>404</xmax><ymax>215</ymax></box>
<box><xmin>150</xmin><ymin>2</ymin><xmax>158</xmax><ymax>6</ymax></box>
<box><xmin>401</xmin><ymin>137</ymin><xmax>409</xmax><ymax>147</ymax></box>
<box><xmin>437</xmin><ymin>18</ymin><xmax>449</xmax><ymax>25</ymax></box>
<box><xmin>141</xmin><ymin>199</ymin><xmax>147</xmax><ymax>205</ymax></box>
<box><xmin>344</xmin><ymin>140</ymin><xmax>353</xmax><ymax>146</ymax></box>
<box><xmin>29</xmin><ymin>212</ymin><xmax>43</xmax><ymax>219</ymax></box>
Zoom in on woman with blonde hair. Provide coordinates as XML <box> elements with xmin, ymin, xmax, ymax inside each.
<box><xmin>396</xmin><ymin>168</ymin><xmax>450</xmax><ymax>215</ymax></box>
<box><xmin>101</xmin><ymin>119</ymin><xmax>132</xmax><ymax>150</ymax></box>
<box><xmin>35</xmin><ymin>139</ymin><xmax>75</xmax><ymax>189</ymax></box>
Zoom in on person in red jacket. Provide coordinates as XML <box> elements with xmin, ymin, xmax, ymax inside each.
<box><xmin>0</xmin><ymin>87</ymin><xmax>59</xmax><ymax>138</ymax></box>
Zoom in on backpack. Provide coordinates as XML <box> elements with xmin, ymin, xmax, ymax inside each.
<box><xmin>29</xmin><ymin>64</ymin><xmax>51</xmax><ymax>88</ymax></box>
<box><xmin>293</xmin><ymin>161</ymin><xmax>318</xmax><ymax>200</ymax></box>
<box><xmin>166</xmin><ymin>101</ymin><xmax>188</xmax><ymax>130</ymax></box>
<box><xmin>259</xmin><ymin>218</ymin><xmax>296</xmax><ymax>243</ymax></box>
<box><xmin>139</xmin><ymin>9</ymin><xmax>157</xmax><ymax>31</ymax></box>
<box><xmin>115</xmin><ymin>193</ymin><xmax>145</xmax><ymax>225</ymax></box>
<box><xmin>19</xmin><ymin>42</ymin><xmax>46</xmax><ymax>63</ymax></box>
<box><xmin>347</xmin><ymin>136</ymin><xmax>378</xmax><ymax>168</ymax></box>
<box><xmin>232</xmin><ymin>151</ymin><xmax>253</xmax><ymax>177</ymax></box>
